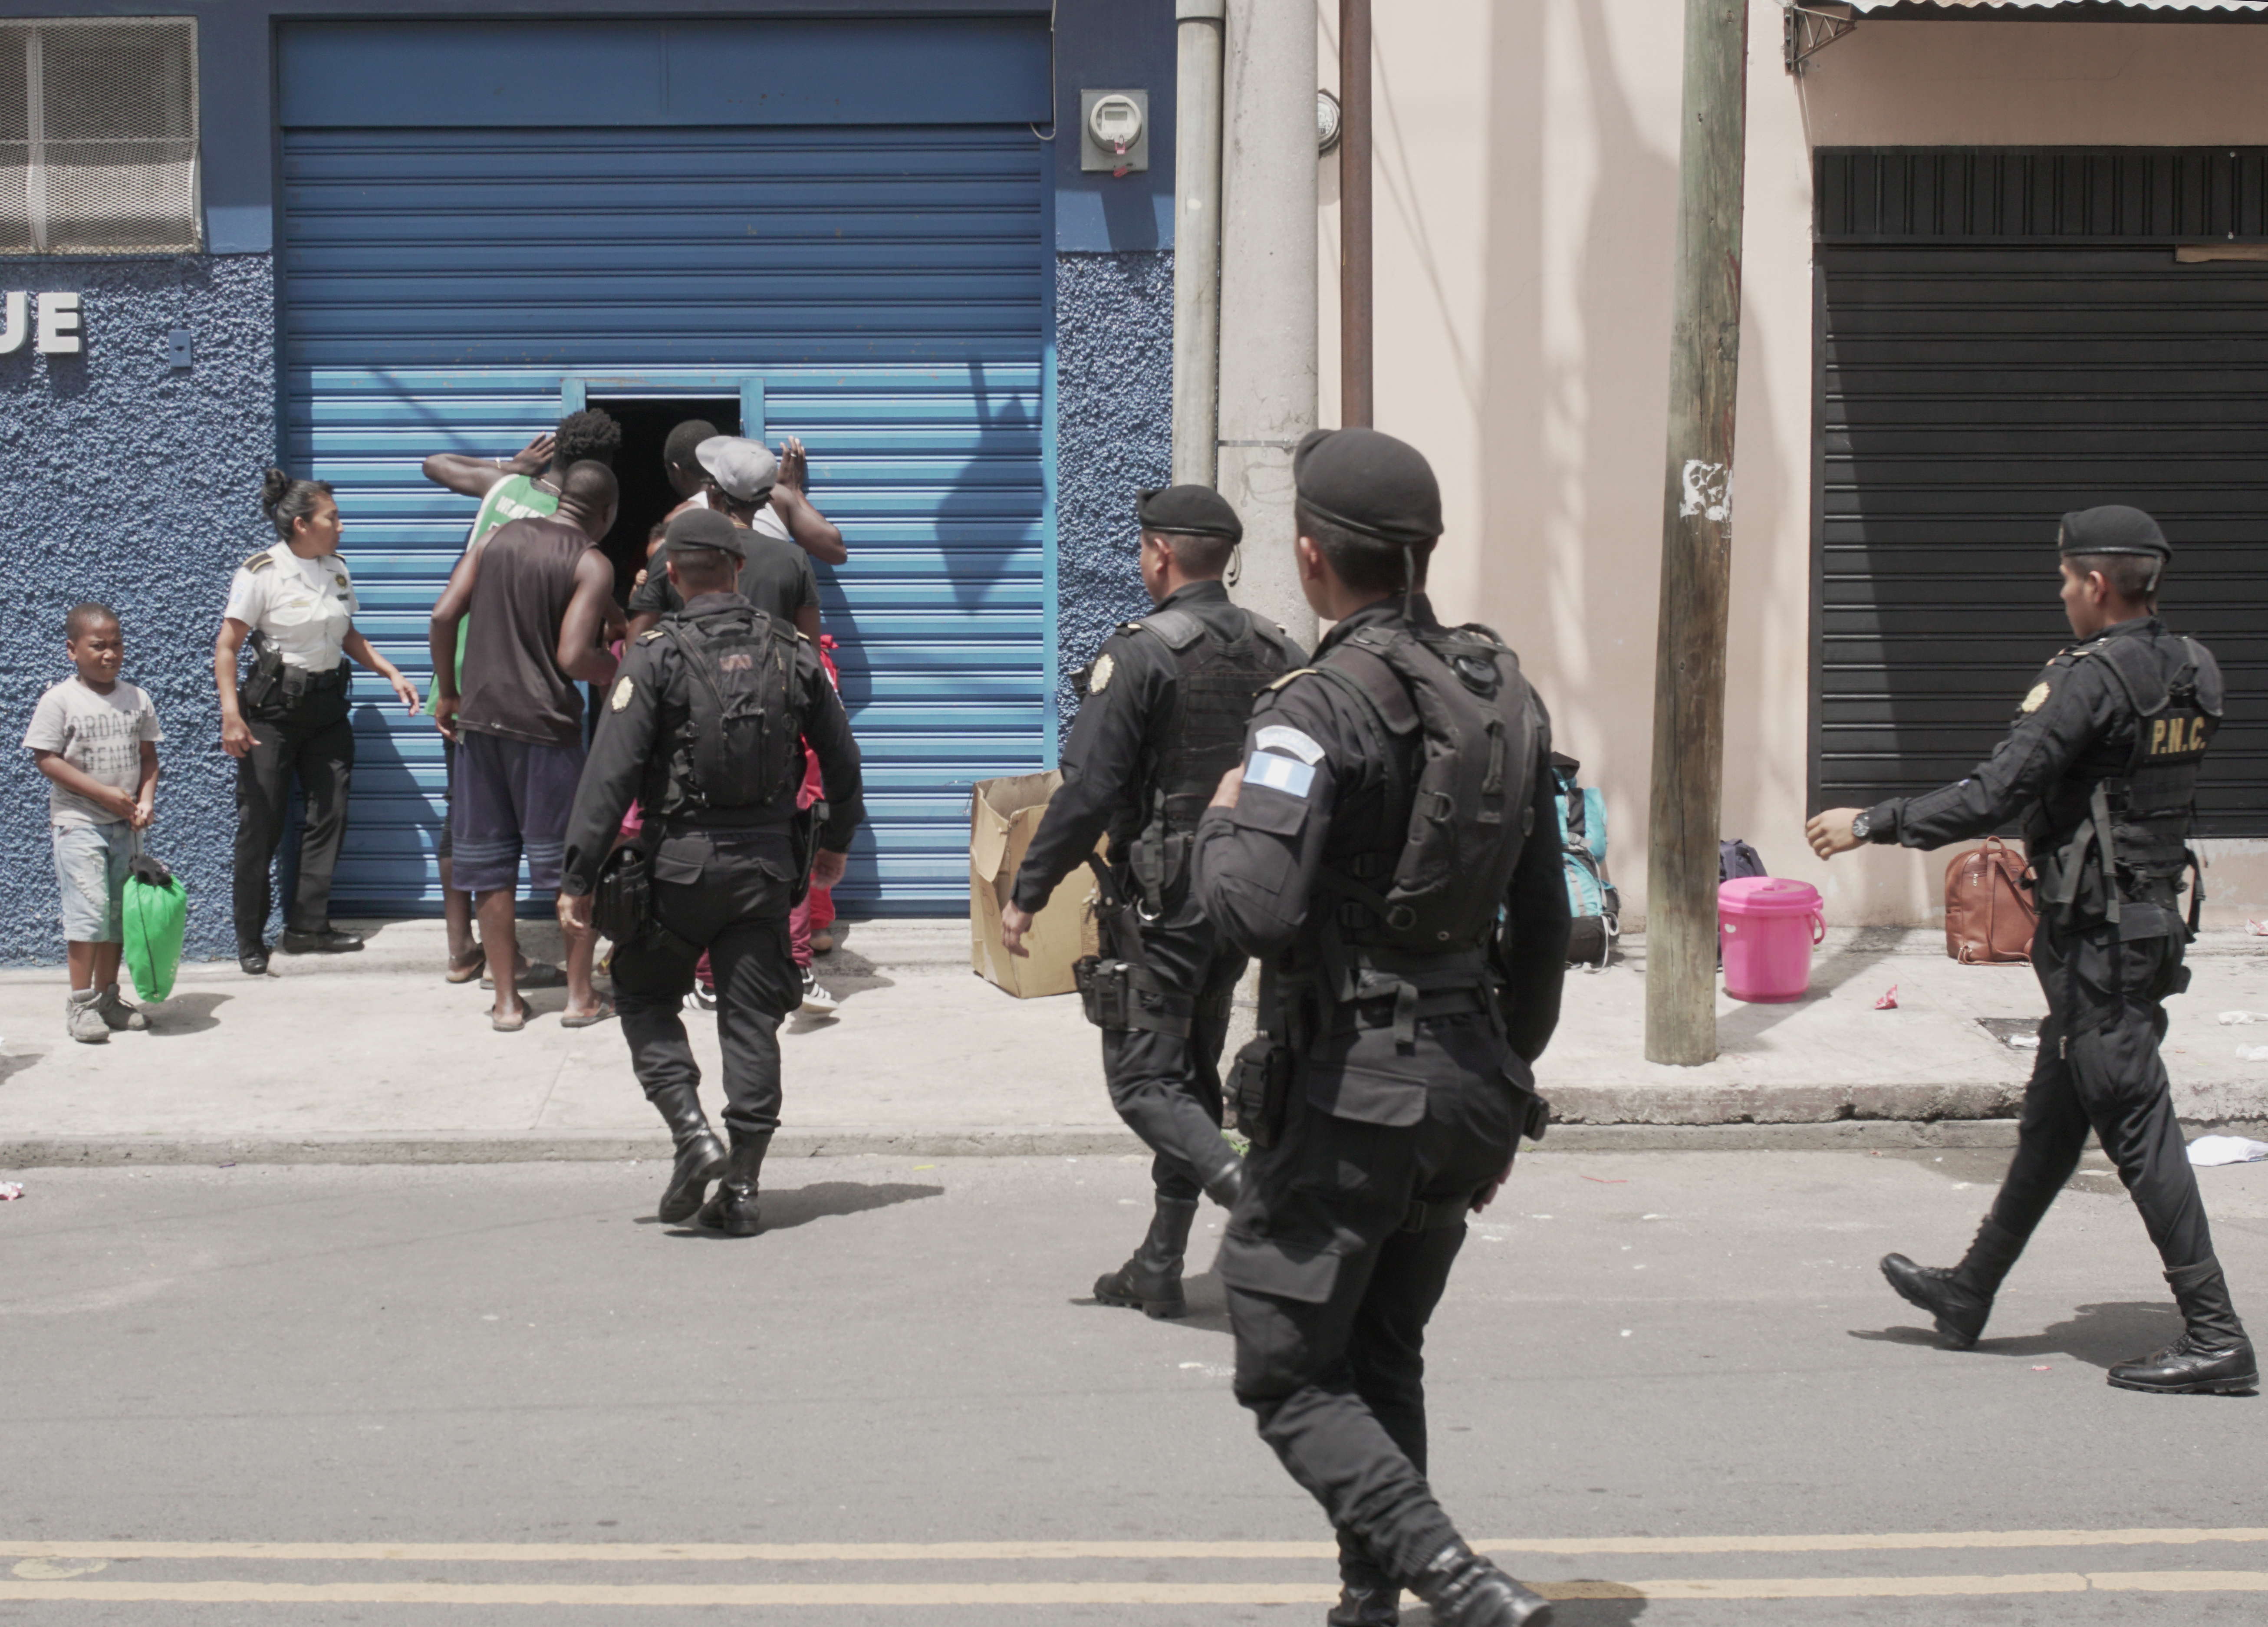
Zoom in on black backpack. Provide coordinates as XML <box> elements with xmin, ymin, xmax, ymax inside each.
<box><xmin>1310</xmin><ymin>621</ymin><xmax>1545</xmax><ymax>954</ymax></box>
<box><xmin>661</xmin><ymin>603</ymin><xmax>803</xmax><ymax>812</ymax></box>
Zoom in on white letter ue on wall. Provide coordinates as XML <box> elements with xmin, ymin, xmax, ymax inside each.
<box><xmin>35</xmin><ymin>293</ymin><xmax>82</xmax><ymax>355</ymax></box>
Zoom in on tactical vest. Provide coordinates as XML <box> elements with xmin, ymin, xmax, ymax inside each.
<box><xmin>654</xmin><ymin>603</ymin><xmax>804</xmax><ymax>820</ymax></box>
<box><xmin>1290</xmin><ymin>621</ymin><xmax>1544</xmax><ymax>1044</ymax></box>
<box><xmin>2036</xmin><ymin>628</ymin><xmax>2222</xmax><ymax>939</ymax></box>
<box><xmin>1125</xmin><ymin>603</ymin><xmax>1293</xmax><ymax>905</ymax></box>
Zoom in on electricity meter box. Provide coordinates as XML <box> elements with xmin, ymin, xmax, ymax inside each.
<box><xmin>1079</xmin><ymin>87</ymin><xmax>1149</xmax><ymax>173</ymax></box>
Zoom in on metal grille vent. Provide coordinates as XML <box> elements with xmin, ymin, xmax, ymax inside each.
<box><xmin>0</xmin><ymin>17</ymin><xmax>199</xmax><ymax>254</ymax></box>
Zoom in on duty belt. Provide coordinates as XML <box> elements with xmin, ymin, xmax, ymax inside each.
<box><xmin>280</xmin><ymin>662</ymin><xmax>349</xmax><ymax>697</ymax></box>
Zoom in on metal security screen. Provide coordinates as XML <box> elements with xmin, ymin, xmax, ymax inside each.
<box><xmin>281</xmin><ymin>125</ymin><xmax>1052</xmax><ymax>915</ymax></box>
<box><xmin>1814</xmin><ymin>235</ymin><xmax>2268</xmax><ymax>835</ymax></box>
<box><xmin>0</xmin><ymin>17</ymin><xmax>199</xmax><ymax>254</ymax></box>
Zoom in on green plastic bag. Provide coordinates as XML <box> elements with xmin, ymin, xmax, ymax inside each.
<box><xmin>121</xmin><ymin>839</ymin><xmax>188</xmax><ymax>1004</ymax></box>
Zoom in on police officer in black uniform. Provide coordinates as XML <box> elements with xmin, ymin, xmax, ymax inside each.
<box><xmin>557</xmin><ymin>509</ymin><xmax>864</xmax><ymax>1234</ymax></box>
<box><xmin>1192</xmin><ymin>430</ymin><xmax>1570</xmax><ymax>1627</ymax></box>
<box><xmin>1810</xmin><ymin>505</ymin><xmax>2255</xmax><ymax>1397</ymax></box>
<box><xmin>1001</xmin><ymin>485</ymin><xmax>1301</xmax><ymax>1317</ymax></box>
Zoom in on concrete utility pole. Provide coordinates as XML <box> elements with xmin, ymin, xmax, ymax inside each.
<box><xmin>1216</xmin><ymin>0</ymin><xmax>1318</xmax><ymax>648</ymax></box>
<box><xmin>1339</xmin><ymin>0</ymin><xmax>1372</xmax><ymax>428</ymax></box>
<box><xmin>1644</xmin><ymin>0</ymin><xmax>1748</xmax><ymax>1066</ymax></box>
<box><xmin>1171</xmin><ymin>0</ymin><xmax>1226</xmax><ymax>486</ymax></box>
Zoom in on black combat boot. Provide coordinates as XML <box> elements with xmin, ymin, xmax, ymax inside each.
<box><xmin>695</xmin><ymin>1129</ymin><xmax>773</xmax><ymax>1237</ymax></box>
<box><xmin>1413</xmin><ymin>1543</ymin><xmax>1552</xmax><ymax>1627</ymax></box>
<box><xmin>2108</xmin><ymin>1258</ymin><xmax>2259</xmax><ymax>1396</ymax></box>
<box><xmin>1327</xmin><ymin>1564</ymin><xmax>1401</xmax><ymax>1626</ymax></box>
<box><xmin>652</xmin><ymin>1084</ymin><xmax>727</xmax><ymax>1224</ymax></box>
<box><xmin>1880</xmin><ymin>1215</ymin><xmax>2024</xmax><ymax>1350</ymax></box>
<box><xmin>1094</xmin><ymin>1194</ymin><xmax>1199</xmax><ymax>1318</ymax></box>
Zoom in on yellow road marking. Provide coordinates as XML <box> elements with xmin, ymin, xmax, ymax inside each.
<box><xmin>2</xmin><ymin>1572</ymin><xmax>2267</xmax><ymax>1605</ymax></box>
<box><xmin>3</xmin><ymin>1528</ymin><xmax>2267</xmax><ymax>1564</ymax></box>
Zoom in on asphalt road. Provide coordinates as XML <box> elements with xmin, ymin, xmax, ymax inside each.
<box><xmin>4</xmin><ymin>1146</ymin><xmax>2265</xmax><ymax>1625</ymax></box>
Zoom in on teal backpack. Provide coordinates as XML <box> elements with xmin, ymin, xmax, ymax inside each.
<box><xmin>1552</xmin><ymin>753</ymin><xmax>1619</xmax><ymax>967</ymax></box>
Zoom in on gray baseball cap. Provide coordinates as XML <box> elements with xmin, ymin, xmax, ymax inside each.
<box><xmin>695</xmin><ymin>436</ymin><xmax>778</xmax><ymax>503</ymax></box>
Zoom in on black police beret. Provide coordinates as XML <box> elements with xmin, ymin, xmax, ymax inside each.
<box><xmin>2058</xmin><ymin>504</ymin><xmax>2170</xmax><ymax>562</ymax></box>
<box><xmin>1136</xmin><ymin>484</ymin><xmax>1243</xmax><ymax>543</ymax></box>
<box><xmin>1292</xmin><ymin>427</ymin><xmax>1442</xmax><ymax>545</ymax></box>
<box><xmin>664</xmin><ymin>506</ymin><xmax>747</xmax><ymax>559</ymax></box>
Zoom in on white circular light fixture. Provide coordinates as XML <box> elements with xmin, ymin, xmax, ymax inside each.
<box><xmin>1317</xmin><ymin>89</ymin><xmax>1343</xmax><ymax>155</ymax></box>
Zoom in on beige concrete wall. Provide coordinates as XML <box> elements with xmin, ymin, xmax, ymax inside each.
<box><xmin>1329</xmin><ymin>4</ymin><xmax>2268</xmax><ymax>929</ymax></box>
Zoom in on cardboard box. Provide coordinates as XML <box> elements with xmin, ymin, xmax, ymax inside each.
<box><xmin>970</xmin><ymin>770</ymin><xmax>1102</xmax><ymax>998</ymax></box>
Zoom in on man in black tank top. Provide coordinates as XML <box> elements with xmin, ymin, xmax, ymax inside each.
<box><xmin>1001</xmin><ymin>485</ymin><xmax>1303</xmax><ymax>1319</ymax></box>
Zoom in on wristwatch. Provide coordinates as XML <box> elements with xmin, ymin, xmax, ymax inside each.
<box><xmin>1850</xmin><ymin>811</ymin><xmax>1873</xmax><ymax>843</ymax></box>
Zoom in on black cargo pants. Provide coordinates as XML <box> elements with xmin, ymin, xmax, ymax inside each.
<box><xmin>1988</xmin><ymin>915</ymin><xmax>2215</xmax><ymax>1275</ymax></box>
<box><xmin>609</xmin><ymin>826</ymin><xmax>801</xmax><ymax>1140</ymax></box>
<box><xmin>1099</xmin><ymin>896</ymin><xmax>1247</xmax><ymax>1202</ymax></box>
<box><xmin>1221</xmin><ymin>1011</ymin><xmax>1524</xmax><ymax>1593</ymax></box>
<box><xmin>232</xmin><ymin>684</ymin><xmax>353</xmax><ymax>948</ymax></box>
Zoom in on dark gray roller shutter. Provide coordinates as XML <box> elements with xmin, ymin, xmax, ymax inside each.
<box><xmin>1816</xmin><ymin>149</ymin><xmax>2268</xmax><ymax>836</ymax></box>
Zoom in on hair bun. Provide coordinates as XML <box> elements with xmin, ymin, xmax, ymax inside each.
<box><xmin>259</xmin><ymin>466</ymin><xmax>292</xmax><ymax>519</ymax></box>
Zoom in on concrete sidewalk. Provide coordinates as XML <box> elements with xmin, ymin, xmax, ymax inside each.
<box><xmin>2</xmin><ymin>920</ymin><xmax>2264</xmax><ymax>1168</ymax></box>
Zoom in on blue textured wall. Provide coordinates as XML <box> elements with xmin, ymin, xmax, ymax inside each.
<box><xmin>0</xmin><ymin>255</ymin><xmax>278</xmax><ymax>966</ymax></box>
<box><xmin>1052</xmin><ymin>249</ymin><xmax>1174</xmax><ymax>743</ymax></box>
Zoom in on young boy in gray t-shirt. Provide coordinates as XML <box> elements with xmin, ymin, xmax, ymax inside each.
<box><xmin>23</xmin><ymin>602</ymin><xmax>164</xmax><ymax>1043</ymax></box>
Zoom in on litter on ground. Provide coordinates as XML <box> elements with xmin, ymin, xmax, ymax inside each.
<box><xmin>2186</xmin><ymin>1135</ymin><xmax>2268</xmax><ymax>1167</ymax></box>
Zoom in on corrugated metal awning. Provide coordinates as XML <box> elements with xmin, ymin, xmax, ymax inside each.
<box><xmin>1846</xmin><ymin>2</ymin><xmax>2268</xmax><ymax>12</ymax></box>
<box><xmin>1791</xmin><ymin>1</ymin><xmax>2268</xmax><ymax>74</ymax></box>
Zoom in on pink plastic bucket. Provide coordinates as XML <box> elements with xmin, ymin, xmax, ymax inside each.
<box><xmin>1718</xmin><ymin>877</ymin><xmax>1826</xmax><ymax>1004</ymax></box>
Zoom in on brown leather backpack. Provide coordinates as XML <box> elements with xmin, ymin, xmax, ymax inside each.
<box><xmin>1945</xmin><ymin>837</ymin><xmax>2035</xmax><ymax>964</ymax></box>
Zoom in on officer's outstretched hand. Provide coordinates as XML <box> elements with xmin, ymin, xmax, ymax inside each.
<box><xmin>812</xmin><ymin>849</ymin><xmax>848</xmax><ymax>892</ymax></box>
<box><xmin>556</xmin><ymin>891</ymin><xmax>593</xmax><ymax>934</ymax></box>
<box><xmin>998</xmin><ymin>902</ymin><xmax>1035</xmax><ymax>958</ymax></box>
<box><xmin>1805</xmin><ymin>809</ymin><xmax>1864</xmax><ymax>860</ymax></box>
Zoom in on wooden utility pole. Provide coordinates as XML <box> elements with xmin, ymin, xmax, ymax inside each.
<box><xmin>1340</xmin><ymin>0</ymin><xmax>1372</xmax><ymax>427</ymax></box>
<box><xmin>1644</xmin><ymin>0</ymin><xmax>1748</xmax><ymax>1066</ymax></box>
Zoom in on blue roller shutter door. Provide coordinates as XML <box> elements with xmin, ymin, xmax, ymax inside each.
<box><xmin>278</xmin><ymin>31</ymin><xmax>1054</xmax><ymax>915</ymax></box>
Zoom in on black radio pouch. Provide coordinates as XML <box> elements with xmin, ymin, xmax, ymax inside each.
<box><xmin>1075</xmin><ymin>955</ymin><xmax>1132</xmax><ymax>1031</ymax></box>
<box><xmin>1227</xmin><ymin>1037</ymin><xmax>1293</xmax><ymax>1149</ymax></box>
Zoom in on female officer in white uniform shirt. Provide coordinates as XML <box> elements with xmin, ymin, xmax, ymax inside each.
<box><xmin>214</xmin><ymin>468</ymin><xmax>419</xmax><ymax>975</ymax></box>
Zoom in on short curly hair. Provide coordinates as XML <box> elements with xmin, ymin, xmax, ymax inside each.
<box><xmin>553</xmin><ymin>408</ymin><xmax>622</xmax><ymax>468</ymax></box>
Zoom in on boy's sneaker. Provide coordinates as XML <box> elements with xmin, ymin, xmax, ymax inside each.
<box><xmin>684</xmin><ymin>983</ymin><xmax>718</xmax><ymax>1013</ymax></box>
<box><xmin>96</xmin><ymin>983</ymin><xmax>148</xmax><ymax>1031</ymax></box>
<box><xmin>66</xmin><ymin>989</ymin><xmax>110</xmax><ymax>1045</ymax></box>
<box><xmin>798</xmin><ymin>967</ymin><xmax>840</xmax><ymax>1015</ymax></box>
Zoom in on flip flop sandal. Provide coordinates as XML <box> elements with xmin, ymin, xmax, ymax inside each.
<box><xmin>480</xmin><ymin>962</ymin><xmax>566</xmax><ymax>991</ymax></box>
<box><xmin>446</xmin><ymin>948</ymin><xmax>487</xmax><ymax>984</ymax></box>
<box><xmin>491</xmin><ymin>998</ymin><xmax>531</xmax><ymax>1034</ymax></box>
<box><xmin>560</xmin><ymin>1001</ymin><xmax>617</xmax><ymax>1030</ymax></box>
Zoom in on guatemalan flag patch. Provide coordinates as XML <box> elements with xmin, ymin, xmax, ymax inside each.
<box><xmin>1243</xmin><ymin>751</ymin><xmax>1317</xmax><ymax>799</ymax></box>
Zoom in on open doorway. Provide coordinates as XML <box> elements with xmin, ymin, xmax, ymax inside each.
<box><xmin>589</xmin><ymin>397</ymin><xmax>741</xmax><ymax>601</ymax></box>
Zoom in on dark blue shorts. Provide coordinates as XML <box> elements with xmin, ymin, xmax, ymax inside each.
<box><xmin>449</xmin><ymin>730</ymin><xmax>585</xmax><ymax>895</ymax></box>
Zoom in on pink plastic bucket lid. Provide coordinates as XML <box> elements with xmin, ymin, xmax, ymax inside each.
<box><xmin>1718</xmin><ymin>877</ymin><xmax>1822</xmax><ymax>916</ymax></box>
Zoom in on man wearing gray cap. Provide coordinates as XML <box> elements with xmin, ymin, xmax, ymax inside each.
<box><xmin>557</xmin><ymin>507</ymin><xmax>863</xmax><ymax>1232</ymax></box>
<box><xmin>627</xmin><ymin>437</ymin><xmax>823</xmax><ymax>643</ymax></box>
<box><xmin>1001</xmin><ymin>484</ymin><xmax>1300</xmax><ymax>1319</ymax></box>
<box><xmin>1191</xmin><ymin>429</ymin><xmax>1570</xmax><ymax>1627</ymax></box>
<box><xmin>1810</xmin><ymin>505</ymin><xmax>2255</xmax><ymax>1397</ymax></box>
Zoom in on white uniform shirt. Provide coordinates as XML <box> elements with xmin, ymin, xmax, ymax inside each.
<box><xmin>223</xmin><ymin>548</ymin><xmax>359</xmax><ymax>671</ymax></box>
